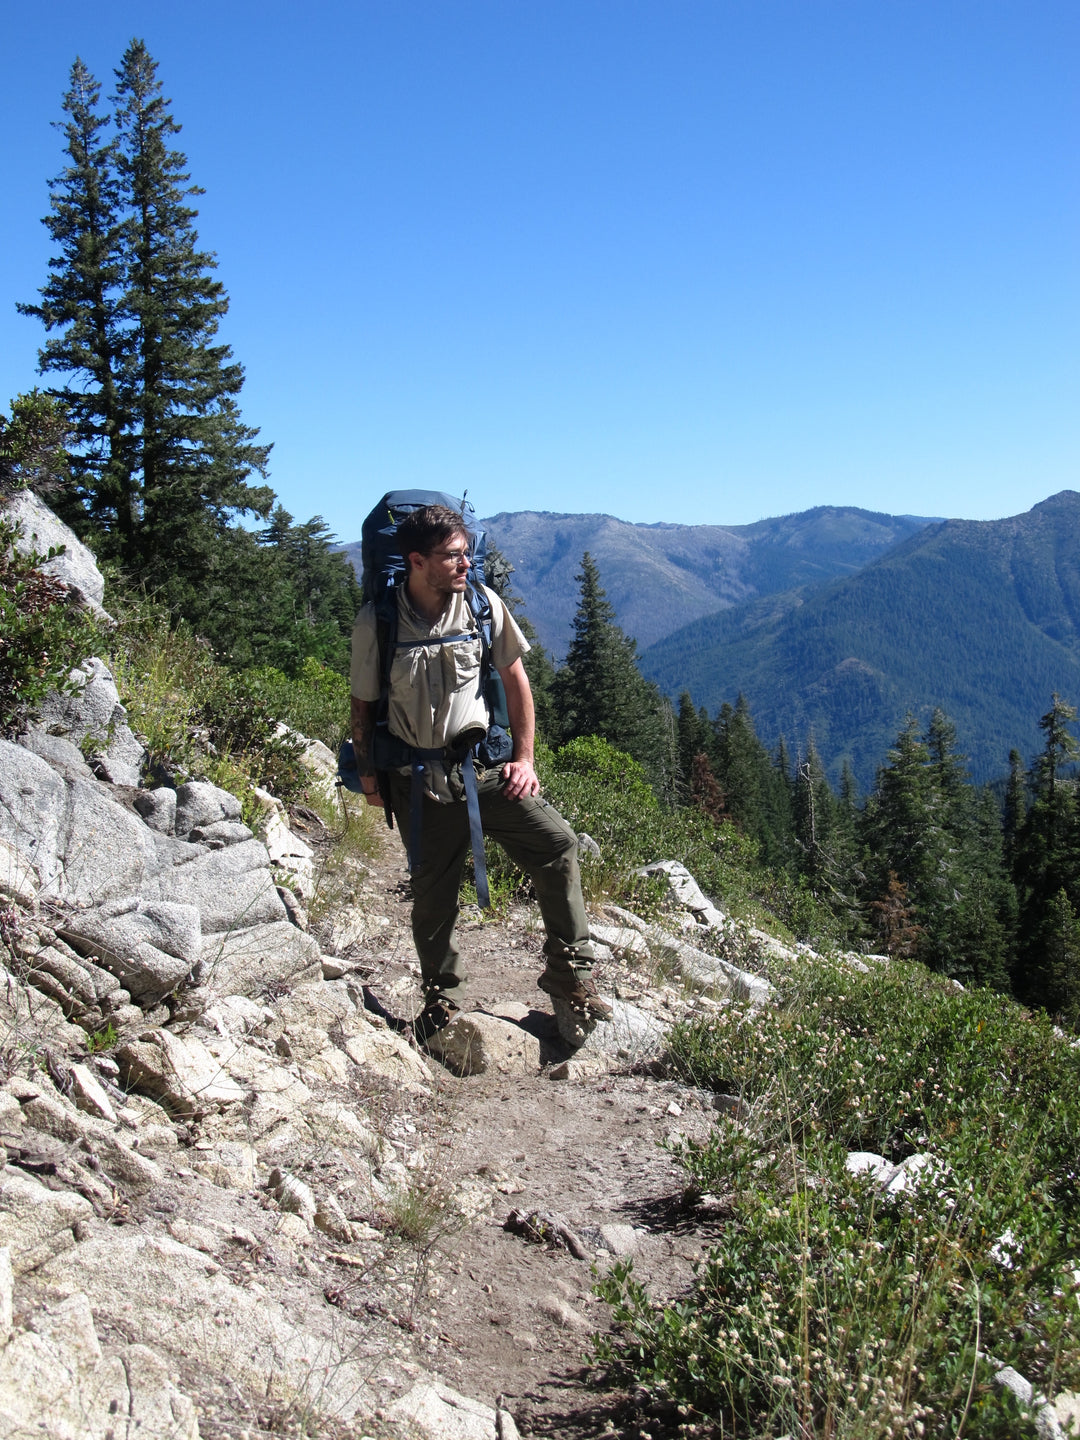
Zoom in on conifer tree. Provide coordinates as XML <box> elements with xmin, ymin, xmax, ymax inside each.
<box><xmin>1013</xmin><ymin>695</ymin><xmax>1080</xmax><ymax>1005</ymax></box>
<box><xmin>1040</xmin><ymin>889</ymin><xmax>1080</xmax><ymax>1028</ymax></box>
<box><xmin>554</xmin><ymin>553</ymin><xmax>661</xmax><ymax>756</ymax></box>
<box><xmin>17</xmin><ymin>60</ymin><xmax>126</xmax><ymax>534</ymax></box>
<box><xmin>711</xmin><ymin>695</ymin><xmax>789</xmax><ymax>860</ymax></box>
<box><xmin>793</xmin><ymin>738</ymin><xmax>839</xmax><ymax>893</ymax></box>
<box><xmin>1003</xmin><ymin>748</ymin><xmax>1027</xmax><ymax>870</ymax></box>
<box><xmin>110</xmin><ymin>40</ymin><xmax>272</xmax><ymax>602</ymax></box>
<box><xmin>23</xmin><ymin>43</ymin><xmax>272</xmax><ymax>617</ymax></box>
<box><xmin>676</xmin><ymin>690</ymin><xmax>708</xmax><ymax>802</ymax></box>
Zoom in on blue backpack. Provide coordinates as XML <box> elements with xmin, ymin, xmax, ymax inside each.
<box><xmin>339</xmin><ymin>491</ymin><xmax>513</xmax><ymax>907</ymax></box>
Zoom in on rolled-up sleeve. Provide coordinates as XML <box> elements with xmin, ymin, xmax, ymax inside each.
<box><xmin>350</xmin><ymin>606</ymin><xmax>382</xmax><ymax>701</ymax></box>
<box><xmin>486</xmin><ymin>589</ymin><xmax>531</xmax><ymax>671</ymax></box>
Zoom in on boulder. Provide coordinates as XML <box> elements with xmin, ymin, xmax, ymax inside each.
<box><xmin>34</xmin><ymin>1230</ymin><xmax>377</xmax><ymax>1422</ymax></box>
<box><xmin>549</xmin><ymin>995</ymin><xmax>666</xmax><ymax>1063</ymax></box>
<box><xmin>0</xmin><ymin>836</ymin><xmax>38</xmax><ymax>905</ymax></box>
<box><xmin>173</xmin><ymin>780</ymin><xmax>242</xmax><ymax>836</ymax></box>
<box><xmin>18</xmin><ymin>730</ymin><xmax>94</xmax><ymax>782</ymax></box>
<box><xmin>343</xmin><ymin>1025</ymin><xmax>432</xmax><ymax>1093</ymax></box>
<box><xmin>189</xmin><ymin>820</ymin><xmax>253</xmax><ymax>845</ymax></box>
<box><xmin>58</xmin><ymin>896</ymin><xmax>202</xmax><ymax>1002</ymax></box>
<box><xmin>117</xmin><ymin>1028</ymin><xmax>247</xmax><ymax>1115</ymax></box>
<box><xmin>35</xmin><ymin>657</ymin><xmax>144</xmax><ymax>786</ymax></box>
<box><xmin>385</xmin><ymin>1381</ymin><xmax>498</xmax><ymax>1440</ymax></box>
<box><xmin>0</xmin><ymin>739</ymin><xmax>68</xmax><ymax>895</ymax></box>
<box><xmin>258</xmin><ymin>805</ymin><xmax>315</xmax><ymax>900</ymax></box>
<box><xmin>641</xmin><ymin>922</ymin><xmax>774</xmax><ymax>1006</ymax></box>
<box><xmin>154</xmin><ymin>840</ymin><xmax>287</xmax><ymax>935</ymax></box>
<box><xmin>589</xmin><ymin>922</ymin><xmax>651</xmax><ymax>959</ymax></box>
<box><xmin>133</xmin><ymin>786</ymin><xmax>177</xmax><ymax>834</ymax></box>
<box><xmin>637</xmin><ymin>859</ymin><xmax>727</xmax><ymax>928</ymax></box>
<box><xmin>5</xmin><ymin>489</ymin><xmax>109</xmax><ymax>617</ymax></box>
<box><xmin>0</xmin><ymin>1170</ymin><xmax>92</xmax><ymax>1275</ymax></box>
<box><xmin>0</xmin><ymin>1291</ymin><xmax>200</xmax><ymax>1440</ymax></box>
<box><xmin>197</xmin><ymin>919</ymin><xmax>321</xmax><ymax>995</ymax></box>
<box><xmin>59</xmin><ymin>778</ymin><xmax>159</xmax><ymax>904</ymax></box>
<box><xmin>425</xmin><ymin>1011</ymin><xmax>541</xmax><ymax>1077</ymax></box>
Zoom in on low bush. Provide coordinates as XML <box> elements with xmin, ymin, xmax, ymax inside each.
<box><xmin>0</xmin><ymin>516</ymin><xmax>100</xmax><ymax>734</ymax></box>
<box><xmin>240</xmin><ymin>657</ymin><xmax>351</xmax><ymax>752</ymax></box>
<box><xmin>596</xmin><ymin>953</ymin><xmax>1080</xmax><ymax>1437</ymax></box>
<box><xmin>107</xmin><ymin>596</ymin><xmax>310</xmax><ymax>808</ymax></box>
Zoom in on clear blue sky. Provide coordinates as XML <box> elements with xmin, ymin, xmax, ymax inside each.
<box><xmin>2</xmin><ymin>1</ymin><xmax>1076</xmax><ymax>543</ymax></box>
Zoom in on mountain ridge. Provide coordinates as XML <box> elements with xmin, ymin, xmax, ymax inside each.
<box><xmin>339</xmin><ymin>504</ymin><xmax>939</xmax><ymax>655</ymax></box>
<box><xmin>639</xmin><ymin>490</ymin><xmax>1080</xmax><ymax>786</ymax></box>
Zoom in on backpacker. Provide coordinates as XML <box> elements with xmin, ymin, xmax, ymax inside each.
<box><xmin>338</xmin><ymin>490</ymin><xmax>513</xmax><ymax>907</ymax></box>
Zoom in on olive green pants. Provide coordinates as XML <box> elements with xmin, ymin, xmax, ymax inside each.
<box><xmin>387</xmin><ymin>768</ymin><xmax>595</xmax><ymax>1002</ymax></box>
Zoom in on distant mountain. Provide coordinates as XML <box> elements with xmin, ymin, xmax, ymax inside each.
<box><xmin>639</xmin><ymin>492</ymin><xmax>1080</xmax><ymax>787</ymax></box>
<box><xmin>474</xmin><ymin>507</ymin><xmax>936</xmax><ymax>655</ymax></box>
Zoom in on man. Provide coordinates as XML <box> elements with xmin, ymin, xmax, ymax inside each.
<box><xmin>350</xmin><ymin>503</ymin><xmax>612</xmax><ymax>1040</ymax></box>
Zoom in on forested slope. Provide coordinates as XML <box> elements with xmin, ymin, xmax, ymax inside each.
<box><xmin>641</xmin><ymin>491</ymin><xmax>1080</xmax><ymax>785</ymax></box>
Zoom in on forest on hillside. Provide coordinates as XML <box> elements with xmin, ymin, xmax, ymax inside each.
<box><xmin>4</xmin><ymin>43</ymin><xmax>1079</xmax><ymax>1039</ymax></box>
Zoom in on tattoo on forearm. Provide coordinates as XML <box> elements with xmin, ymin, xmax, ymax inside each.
<box><xmin>351</xmin><ymin>699</ymin><xmax>375</xmax><ymax>776</ymax></box>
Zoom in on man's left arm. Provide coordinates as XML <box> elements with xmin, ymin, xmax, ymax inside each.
<box><xmin>497</xmin><ymin>658</ymin><xmax>541</xmax><ymax>799</ymax></box>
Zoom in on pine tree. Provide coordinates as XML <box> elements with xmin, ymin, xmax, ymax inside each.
<box><xmin>793</xmin><ymin>738</ymin><xmax>839</xmax><ymax>893</ymax></box>
<box><xmin>23</xmin><ymin>43</ymin><xmax>272</xmax><ymax>615</ymax></box>
<box><xmin>1040</xmin><ymin>889</ymin><xmax>1080</xmax><ymax>1028</ymax></box>
<box><xmin>862</xmin><ymin>711</ymin><xmax>1014</xmax><ymax>983</ymax></box>
<box><xmin>1013</xmin><ymin>695</ymin><xmax>1080</xmax><ymax>1005</ymax></box>
<box><xmin>676</xmin><ymin>690</ymin><xmax>708</xmax><ymax>802</ymax></box>
<box><xmin>712</xmin><ymin>695</ymin><xmax>785</xmax><ymax>858</ymax></box>
<box><xmin>111</xmin><ymin>40</ymin><xmax>272</xmax><ymax>601</ymax></box>
<box><xmin>17</xmin><ymin>59</ymin><xmax>127</xmax><ymax>535</ymax></box>
<box><xmin>1002</xmin><ymin>747</ymin><xmax>1027</xmax><ymax>870</ymax></box>
<box><xmin>558</xmin><ymin>550</ymin><xmax>650</xmax><ymax>748</ymax></box>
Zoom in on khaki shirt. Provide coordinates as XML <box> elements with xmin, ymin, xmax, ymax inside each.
<box><xmin>351</xmin><ymin>584</ymin><xmax>529</xmax><ymax>800</ymax></box>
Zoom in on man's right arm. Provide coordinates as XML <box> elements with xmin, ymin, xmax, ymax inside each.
<box><xmin>350</xmin><ymin>696</ymin><xmax>384</xmax><ymax>806</ymax></box>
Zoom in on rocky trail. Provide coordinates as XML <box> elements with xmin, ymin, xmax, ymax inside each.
<box><xmin>0</xmin><ymin>489</ymin><xmax>773</xmax><ymax>1440</ymax></box>
<box><xmin>0</xmin><ymin>678</ymin><xmax>757</xmax><ymax>1440</ymax></box>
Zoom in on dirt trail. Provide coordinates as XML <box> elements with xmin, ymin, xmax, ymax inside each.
<box><xmin>335</xmin><ymin>819</ymin><xmax>720</xmax><ymax>1438</ymax></box>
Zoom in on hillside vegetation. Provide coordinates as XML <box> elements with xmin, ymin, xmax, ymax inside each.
<box><xmin>641</xmin><ymin>492</ymin><xmax>1080</xmax><ymax>787</ymax></box>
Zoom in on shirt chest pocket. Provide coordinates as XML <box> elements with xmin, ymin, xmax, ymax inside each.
<box><xmin>445</xmin><ymin>635</ymin><xmax>483</xmax><ymax>695</ymax></box>
<box><xmin>391</xmin><ymin>635</ymin><xmax>483</xmax><ymax>700</ymax></box>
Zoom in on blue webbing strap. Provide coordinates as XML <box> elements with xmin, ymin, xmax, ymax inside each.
<box><xmin>461</xmin><ymin>752</ymin><xmax>490</xmax><ymax>910</ymax></box>
<box><xmin>408</xmin><ymin>747</ymin><xmax>444</xmax><ymax>875</ymax></box>
<box><xmin>407</xmin><ymin>748</ymin><xmax>490</xmax><ymax>910</ymax></box>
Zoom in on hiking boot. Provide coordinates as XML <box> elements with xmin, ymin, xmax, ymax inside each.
<box><xmin>413</xmin><ymin>995</ymin><xmax>461</xmax><ymax>1044</ymax></box>
<box><xmin>537</xmin><ymin>967</ymin><xmax>613</xmax><ymax>1021</ymax></box>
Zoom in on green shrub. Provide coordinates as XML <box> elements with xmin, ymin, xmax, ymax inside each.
<box><xmin>0</xmin><ymin>516</ymin><xmax>99</xmax><ymax>734</ymax></box>
<box><xmin>240</xmin><ymin>657</ymin><xmax>351</xmax><ymax>751</ymax></box>
<box><xmin>107</xmin><ymin>595</ymin><xmax>308</xmax><ymax>805</ymax></box>
<box><xmin>596</xmin><ymin>954</ymin><xmax>1080</xmax><ymax>1436</ymax></box>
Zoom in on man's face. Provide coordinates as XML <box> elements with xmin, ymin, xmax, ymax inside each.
<box><xmin>413</xmin><ymin>530</ymin><xmax>471</xmax><ymax>597</ymax></box>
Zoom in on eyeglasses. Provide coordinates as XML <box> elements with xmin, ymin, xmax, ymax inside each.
<box><xmin>431</xmin><ymin>547</ymin><xmax>471</xmax><ymax>565</ymax></box>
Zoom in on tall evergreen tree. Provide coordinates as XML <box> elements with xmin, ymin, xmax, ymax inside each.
<box><xmin>552</xmin><ymin>552</ymin><xmax>676</xmax><ymax>792</ymax></box>
<box><xmin>676</xmin><ymin>689</ymin><xmax>708</xmax><ymax>803</ymax></box>
<box><xmin>22</xmin><ymin>43</ymin><xmax>272</xmax><ymax>614</ymax></box>
<box><xmin>862</xmin><ymin>711</ymin><xmax>1013</xmax><ymax>984</ymax></box>
<box><xmin>110</xmin><ymin>40</ymin><xmax>272</xmax><ymax>600</ymax></box>
<box><xmin>793</xmin><ymin>738</ymin><xmax>839</xmax><ymax>894</ymax></box>
<box><xmin>1013</xmin><ymin>695</ymin><xmax>1080</xmax><ymax>1005</ymax></box>
<box><xmin>1002</xmin><ymin>747</ymin><xmax>1027</xmax><ymax>870</ymax></box>
<box><xmin>17</xmin><ymin>59</ymin><xmax>126</xmax><ymax>534</ymax></box>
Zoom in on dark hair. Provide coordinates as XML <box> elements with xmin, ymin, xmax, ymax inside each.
<box><xmin>397</xmin><ymin>505</ymin><xmax>468</xmax><ymax>568</ymax></box>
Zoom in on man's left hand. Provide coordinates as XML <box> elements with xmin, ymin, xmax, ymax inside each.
<box><xmin>502</xmin><ymin>758</ymin><xmax>541</xmax><ymax>799</ymax></box>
